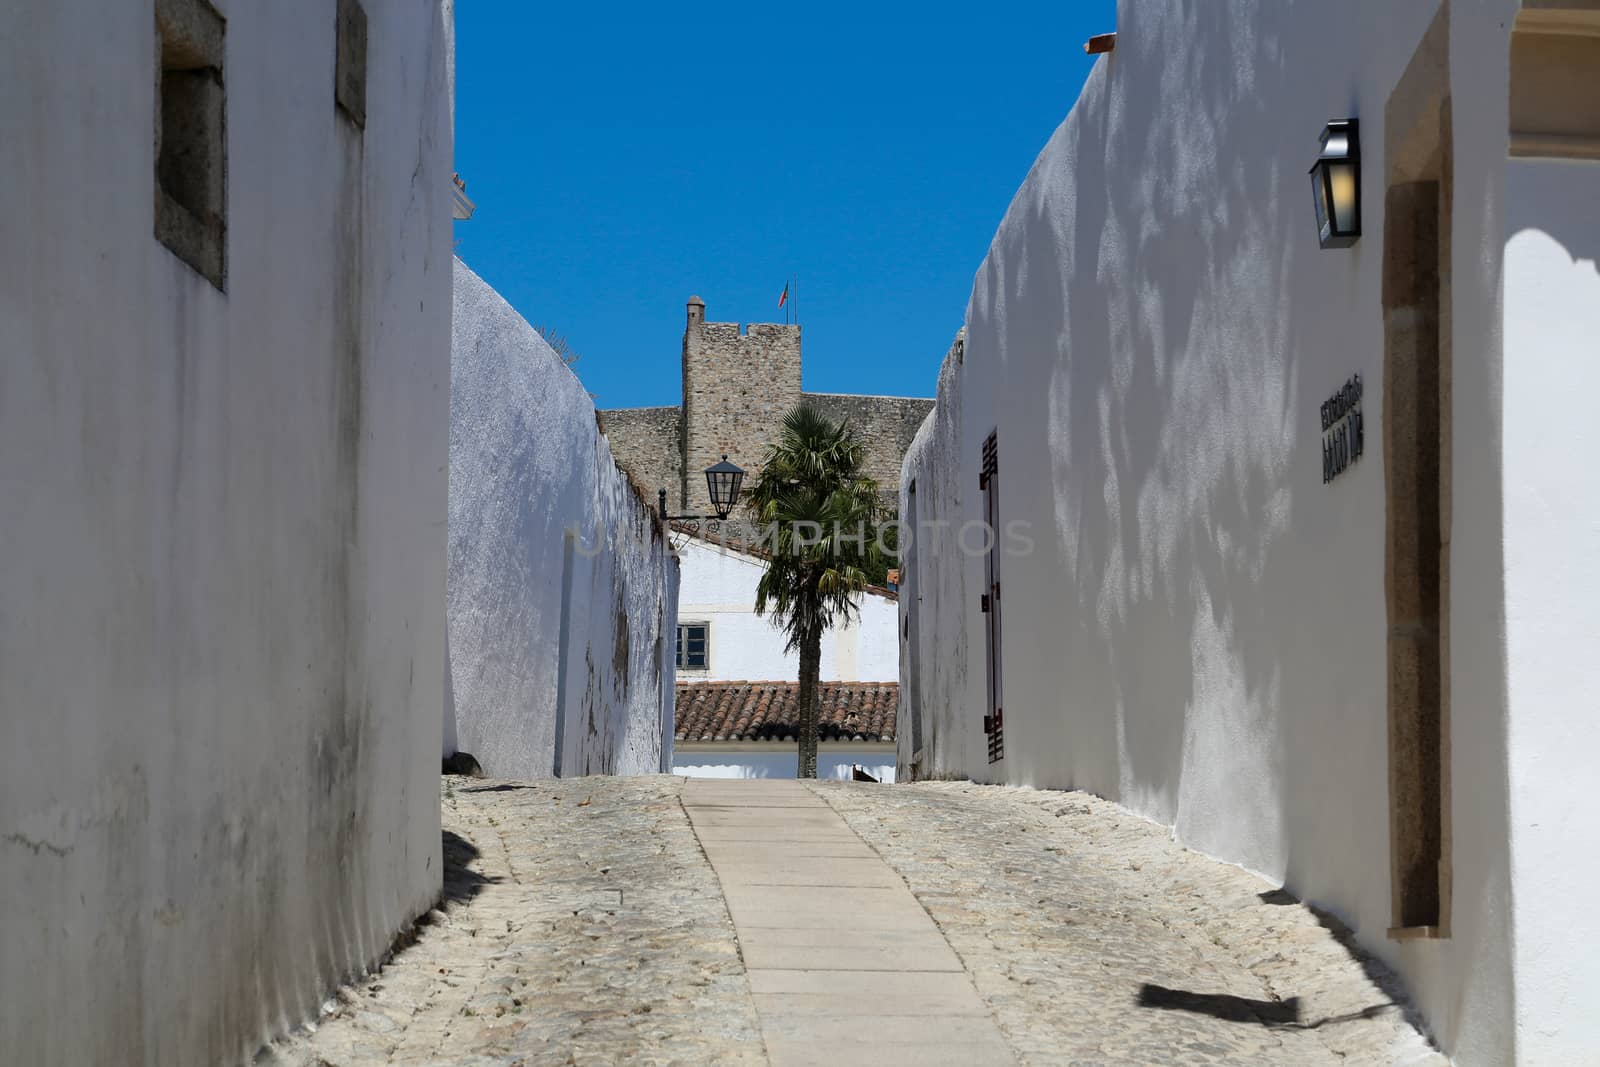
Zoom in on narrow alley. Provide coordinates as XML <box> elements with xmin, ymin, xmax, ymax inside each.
<box><xmin>10</xmin><ymin>4</ymin><xmax>1599</xmax><ymax>1063</ymax></box>
<box><xmin>266</xmin><ymin>778</ymin><xmax>1444</xmax><ymax>1066</ymax></box>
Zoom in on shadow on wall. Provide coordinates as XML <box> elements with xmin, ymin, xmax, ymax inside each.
<box><xmin>990</xmin><ymin>4</ymin><xmax>1303</xmax><ymax>834</ymax></box>
<box><xmin>1506</xmin><ymin>161</ymin><xmax>1600</xmax><ymax>265</ymax></box>
<box><xmin>443</xmin><ymin>623</ymin><xmax>458</xmax><ymax>756</ymax></box>
<box><xmin>975</xmin><ymin>2</ymin><xmax>1435</xmax><ymax>885</ymax></box>
<box><xmin>916</xmin><ymin>4</ymin><xmax>1536</xmax><ymax>1061</ymax></box>
<box><xmin>447</xmin><ymin>262</ymin><xmax>673</xmax><ymax>781</ymax></box>
<box><xmin>904</xmin><ymin>336</ymin><xmax>970</xmax><ymax>780</ymax></box>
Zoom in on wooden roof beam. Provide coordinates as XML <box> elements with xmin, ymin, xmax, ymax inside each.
<box><xmin>1085</xmin><ymin>32</ymin><xmax>1116</xmax><ymax>55</ymax></box>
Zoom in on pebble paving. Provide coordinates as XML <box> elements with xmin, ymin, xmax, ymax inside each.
<box><xmin>264</xmin><ymin>775</ymin><xmax>1446</xmax><ymax>1066</ymax></box>
<box><xmin>814</xmin><ymin>780</ymin><xmax>1447</xmax><ymax>1067</ymax></box>
<box><xmin>263</xmin><ymin>777</ymin><xmax>764</xmax><ymax>1066</ymax></box>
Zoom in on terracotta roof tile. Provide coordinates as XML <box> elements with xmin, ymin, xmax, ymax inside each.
<box><xmin>674</xmin><ymin>681</ymin><xmax>897</xmax><ymax>743</ymax></box>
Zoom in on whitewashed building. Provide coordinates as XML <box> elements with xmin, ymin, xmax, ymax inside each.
<box><xmin>899</xmin><ymin>2</ymin><xmax>1600</xmax><ymax>1063</ymax></box>
<box><xmin>447</xmin><ymin>261</ymin><xmax>680</xmax><ymax>779</ymax></box>
<box><xmin>1</xmin><ymin>1</ymin><xmax>455</xmax><ymax>1062</ymax></box>
<box><xmin>671</xmin><ymin>531</ymin><xmax>898</xmax><ymax>684</ymax></box>
<box><xmin>670</xmin><ymin>529</ymin><xmax>899</xmax><ymax>779</ymax></box>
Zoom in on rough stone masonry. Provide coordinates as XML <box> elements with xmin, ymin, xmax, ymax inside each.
<box><xmin>599</xmin><ymin>297</ymin><xmax>934</xmax><ymax>516</ymax></box>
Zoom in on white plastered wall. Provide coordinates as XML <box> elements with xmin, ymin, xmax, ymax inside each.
<box><xmin>0</xmin><ymin>1</ymin><xmax>454</xmax><ymax>1062</ymax></box>
<box><xmin>899</xmin><ymin>339</ymin><xmax>971</xmax><ymax>779</ymax></box>
<box><xmin>1502</xmin><ymin>156</ymin><xmax>1600</xmax><ymax>1064</ymax></box>
<box><xmin>901</xmin><ymin>2</ymin><xmax>1537</xmax><ymax>1060</ymax></box>
<box><xmin>675</xmin><ymin>537</ymin><xmax>898</xmax><ymax>682</ymax></box>
<box><xmin>448</xmin><ymin>261</ymin><xmax>679</xmax><ymax>779</ymax></box>
<box><xmin>672</xmin><ymin>744</ymin><xmax>897</xmax><ymax>783</ymax></box>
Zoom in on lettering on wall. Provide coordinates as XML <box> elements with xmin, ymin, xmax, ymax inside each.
<box><xmin>1321</xmin><ymin>374</ymin><xmax>1365</xmax><ymax>484</ymax></box>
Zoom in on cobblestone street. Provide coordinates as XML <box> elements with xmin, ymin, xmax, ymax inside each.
<box><xmin>266</xmin><ymin>777</ymin><xmax>1445</xmax><ymax>1066</ymax></box>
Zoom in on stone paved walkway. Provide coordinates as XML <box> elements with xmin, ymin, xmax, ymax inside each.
<box><xmin>682</xmin><ymin>778</ymin><xmax>1012</xmax><ymax>1066</ymax></box>
<box><xmin>265</xmin><ymin>776</ymin><xmax>1445</xmax><ymax>1066</ymax></box>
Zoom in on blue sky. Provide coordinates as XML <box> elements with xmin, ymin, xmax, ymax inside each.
<box><xmin>454</xmin><ymin>1</ymin><xmax>1115</xmax><ymax>408</ymax></box>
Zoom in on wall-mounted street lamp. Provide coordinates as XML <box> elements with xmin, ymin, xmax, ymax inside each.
<box><xmin>660</xmin><ymin>455</ymin><xmax>746</xmax><ymax>530</ymax></box>
<box><xmin>702</xmin><ymin>456</ymin><xmax>746</xmax><ymax>520</ymax></box>
<box><xmin>1310</xmin><ymin>119</ymin><xmax>1361</xmax><ymax>249</ymax></box>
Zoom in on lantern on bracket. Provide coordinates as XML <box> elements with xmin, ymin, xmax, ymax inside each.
<box><xmin>704</xmin><ymin>455</ymin><xmax>745</xmax><ymax>521</ymax></box>
<box><xmin>660</xmin><ymin>455</ymin><xmax>748</xmax><ymax>531</ymax></box>
<box><xmin>1310</xmin><ymin>119</ymin><xmax>1361</xmax><ymax>249</ymax></box>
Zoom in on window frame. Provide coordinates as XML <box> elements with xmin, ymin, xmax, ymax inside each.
<box><xmin>675</xmin><ymin>621</ymin><xmax>710</xmax><ymax>672</ymax></box>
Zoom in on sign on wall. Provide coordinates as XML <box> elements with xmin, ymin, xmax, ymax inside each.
<box><xmin>1322</xmin><ymin>374</ymin><xmax>1365</xmax><ymax>483</ymax></box>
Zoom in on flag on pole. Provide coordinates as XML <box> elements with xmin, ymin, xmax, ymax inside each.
<box><xmin>777</xmin><ymin>281</ymin><xmax>789</xmax><ymax>309</ymax></box>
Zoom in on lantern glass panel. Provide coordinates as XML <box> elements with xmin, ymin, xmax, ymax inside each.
<box><xmin>1328</xmin><ymin>160</ymin><xmax>1358</xmax><ymax>235</ymax></box>
<box><xmin>703</xmin><ymin>457</ymin><xmax>744</xmax><ymax>519</ymax></box>
<box><xmin>1312</xmin><ymin>168</ymin><xmax>1332</xmax><ymax>239</ymax></box>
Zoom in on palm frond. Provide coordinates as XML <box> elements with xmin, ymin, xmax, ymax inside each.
<box><xmin>745</xmin><ymin>403</ymin><xmax>881</xmax><ymax>653</ymax></box>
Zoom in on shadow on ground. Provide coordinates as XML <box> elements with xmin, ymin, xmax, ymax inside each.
<box><xmin>1138</xmin><ymin>984</ymin><xmax>1301</xmax><ymax>1026</ymax></box>
<box><xmin>442</xmin><ymin>829</ymin><xmax>498</xmax><ymax>906</ymax></box>
<box><xmin>1134</xmin><ymin>889</ymin><xmax>1429</xmax><ymax>1038</ymax></box>
<box><xmin>1273</xmin><ymin>889</ymin><xmax>1432</xmax><ymax>1037</ymax></box>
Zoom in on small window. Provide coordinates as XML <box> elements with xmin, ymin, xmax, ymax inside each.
<box><xmin>155</xmin><ymin>0</ymin><xmax>227</xmax><ymax>289</ymax></box>
<box><xmin>335</xmin><ymin>0</ymin><xmax>368</xmax><ymax>128</ymax></box>
<box><xmin>676</xmin><ymin>623</ymin><xmax>709</xmax><ymax>671</ymax></box>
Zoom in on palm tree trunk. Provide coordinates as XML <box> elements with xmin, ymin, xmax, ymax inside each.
<box><xmin>796</xmin><ymin>624</ymin><xmax>822</xmax><ymax>779</ymax></box>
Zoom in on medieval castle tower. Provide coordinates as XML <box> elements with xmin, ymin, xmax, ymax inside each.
<box><xmin>599</xmin><ymin>296</ymin><xmax>934</xmax><ymax>515</ymax></box>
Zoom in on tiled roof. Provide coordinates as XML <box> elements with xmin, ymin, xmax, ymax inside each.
<box><xmin>675</xmin><ymin>681</ymin><xmax>897</xmax><ymax>743</ymax></box>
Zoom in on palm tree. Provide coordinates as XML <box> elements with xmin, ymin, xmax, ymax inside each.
<box><xmin>746</xmin><ymin>403</ymin><xmax>882</xmax><ymax>778</ymax></box>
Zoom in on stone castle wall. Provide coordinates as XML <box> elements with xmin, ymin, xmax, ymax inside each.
<box><xmin>598</xmin><ymin>297</ymin><xmax>933</xmax><ymax>519</ymax></box>
<box><xmin>802</xmin><ymin>392</ymin><xmax>935</xmax><ymax>503</ymax></box>
<box><xmin>597</xmin><ymin>406</ymin><xmax>682</xmax><ymax>503</ymax></box>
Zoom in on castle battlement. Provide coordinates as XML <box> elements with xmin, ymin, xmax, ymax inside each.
<box><xmin>698</xmin><ymin>321</ymin><xmax>800</xmax><ymax>344</ymax></box>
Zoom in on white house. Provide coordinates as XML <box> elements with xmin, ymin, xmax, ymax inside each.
<box><xmin>670</xmin><ymin>529</ymin><xmax>899</xmax><ymax>683</ymax></box>
<box><xmin>670</xmin><ymin>527</ymin><xmax>899</xmax><ymax>779</ymax></box>
<box><xmin>899</xmin><ymin>2</ymin><xmax>1600</xmax><ymax>1063</ymax></box>
<box><xmin>0</xmin><ymin>1</ymin><xmax>455</xmax><ymax>1062</ymax></box>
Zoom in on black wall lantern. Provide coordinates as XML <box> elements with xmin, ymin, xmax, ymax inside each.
<box><xmin>704</xmin><ymin>455</ymin><xmax>745</xmax><ymax>521</ymax></box>
<box><xmin>1310</xmin><ymin>119</ymin><xmax>1361</xmax><ymax>249</ymax></box>
<box><xmin>662</xmin><ymin>455</ymin><xmax>747</xmax><ymax>528</ymax></box>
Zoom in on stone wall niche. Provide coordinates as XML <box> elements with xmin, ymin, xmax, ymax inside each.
<box><xmin>154</xmin><ymin>0</ymin><xmax>226</xmax><ymax>289</ymax></box>
<box><xmin>1381</xmin><ymin>2</ymin><xmax>1453</xmax><ymax>940</ymax></box>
